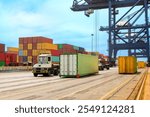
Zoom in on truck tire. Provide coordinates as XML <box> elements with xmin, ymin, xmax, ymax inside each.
<box><xmin>48</xmin><ymin>70</ymin><xmax>51</xmax><ymax>76</ymax></box>
<box><xmin>54</xmin><ymin>70</ymin><xmax>58</xmax><ymax>76</ymax></box>
<box><xmin>34</xmin><ymin>73</ymin><xmax>38</xmax><ymax>77</ymax></box>
<box><xmin>107</xmin><ymin>67</ymin><xmax>110</xmax><ymax>70</ymax></box>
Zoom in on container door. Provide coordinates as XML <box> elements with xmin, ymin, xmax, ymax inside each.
<box><xmin>69</xmin><ymin>55</ymin><xmax>77</xmax><ymax>75</ymax></box>
<box><xmin>60</xmin><ymin>55</ymin><xmax>68</xmax><ymax>75</ymax></box>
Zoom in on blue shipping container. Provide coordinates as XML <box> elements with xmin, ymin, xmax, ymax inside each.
<box><xmin>19</xmin><ymin>50</ymin><xmax>23</xmax><ymax>56</ymax></box>
<box><xmin>52</xmin><ymin>56</ymin><xmax>59</xmax><ymax>63</ymax></box>
<box><xmin>22</xmin><ymin>56</ymin><xmax>27</xmax><ymax>62</ymax></box>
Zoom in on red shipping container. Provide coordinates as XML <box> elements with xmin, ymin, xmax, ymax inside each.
<box><xmin>0</xmin><ymin>43</ymin><xmax>5</xmax><ymax>53</ymax></box>
<box><xmin>63</xmin><ymin>44</ymin><xmax>73</xmax><ymax>49</ymax></box>
<box><xmin>23</xmin><ymin>38</ymin><xmax>28</xmax><ymax>43</ymax></box>
<box><xmin>28</xmin><ymin>50</ymin><xmax>32</xmax><ymax>56</ymax></box>
<box><xmin>37</xmin><ymin>36</ymin><xmax>53</xmax><ymax>43</ymax></box>
<box><xmin>5</xmin><ymin>53</ymin><xmax>17</xmax><ymax>62</ymax></box>
<box><xmin>45</xmin><ymin>37</ymin><xmax>53</xmax><ymax>43</ymax></box>
<box><xmin>23</xmin><ymin>43</ymin><xmax>28</xmax><ymax>50</ymax></box>
<box><xmin>32</xmin><ymin>43</ymin><xmax>37</xmax><ymax>49</ymax></box>
<box><xmin>33</xmin><ymin>56</ymin><xmax>38</xmax><ymax>64</ymax></box>
<box><xmin>50</xmin><ymin>50</ymin><xmax>60</xmax><ymax>56</ymax></box>
<box><xmin>32</xmin><ymin>37</ymin><xmax>38</xmax><ymax>43</ymax></box>
<box><xmin>19</xmin><ymin>38</ymin><xmax>23</xmax><ymax>44</ymax></box>
<box><xmin>5</xmin><ymin>53</ymin><xmax>17</xmax><ymax>65</ymax></box>
<box><xmin>0</xmin><ymin>53</ymin><xmax>5</xmax><ymax>61</ymax></box>
<box><xmin>27</xmin><ymin>38</ymin><xmax>33</xmax><ymax>43</ymax></box>
<box><xmin>19</xmin><ymin>56</ymin><xmax>23</xmax><ymax>63</ymax></box>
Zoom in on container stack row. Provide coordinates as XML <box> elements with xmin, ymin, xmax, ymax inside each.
<box><xmin>57</xmin><ymin>44</ymin><xmax>85</xmax><ymax>54</ymax></box>
<box><xmin>0</xmin><ymin>43</ymin><xmax>5</xmax><ymax>66</ymax></box>
<box><xmin>0</xmin><ymin>53</ymin><xmax>17</xmax><ymax>66</ymax></box>
<box><xmin>19</xmin><ymin>36</ymin><xmax>59</xmax><ymax>64</ymax></box>
<box><xmin>7</xmin><ymin>47</ymin><xmax>19</xmax><ymax>63</ymax></box>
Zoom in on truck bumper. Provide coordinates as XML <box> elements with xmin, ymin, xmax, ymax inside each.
<box><xmin>32</xmin><ymin>69</ymin><xmax>48</xmax><ymax>74</ymax></box>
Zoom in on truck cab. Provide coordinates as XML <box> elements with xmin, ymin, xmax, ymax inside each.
<box><xmin>32</xmin><ymin>54</ymin><xmax>59</xmax><ymax>77</ymax></box>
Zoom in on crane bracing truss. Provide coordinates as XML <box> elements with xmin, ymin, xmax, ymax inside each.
<box><xmin>71</xmin><ymin>0</ymin><xmax>150</xmax><ymax>65</ymax></box>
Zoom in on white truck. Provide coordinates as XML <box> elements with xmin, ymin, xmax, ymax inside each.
<box><xmin>32</xmin><ymin>54</ymin><xmax>59</xmax><ymax>77</ymax></box>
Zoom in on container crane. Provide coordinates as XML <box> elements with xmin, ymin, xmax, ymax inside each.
<box><xmin>71</xmin><ymin>0</ymin><xmax>150</xmax><ymax>66</ymax></box>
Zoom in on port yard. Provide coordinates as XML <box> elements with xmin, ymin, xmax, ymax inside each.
<box><xmin>0</xmin><ymin>67</ymin><xmax>149</xmax><ymax>100</ymax></box>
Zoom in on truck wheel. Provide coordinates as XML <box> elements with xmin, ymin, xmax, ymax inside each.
<box><xmin>48</xmin><ymin>70</ymin><xmax>51</xmax><ymax>76</ymax></box>
<box><xmin>54</xmin><ymin>70</ymin><xmax>58</xmax><ymax>76</ymax></box>
<box><xmin>107</xmin><ymin>67</ymin><xmax>110</xmax><ymax>70</ymax></box>
<box><xmin>34</xmin><ymin>73</ymin><xmax>38</xmax><ymax>77</ymax></box>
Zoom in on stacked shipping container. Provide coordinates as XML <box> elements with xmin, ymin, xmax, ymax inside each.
<box><xmin>0</xmin><ymin>43</ymin><xmax>5</xmax><ymax>53</ymax></box>
<box><xmin>57</xmin><ymin>44</ymin><xmax>85</xmax><ymax>54</ymax></box>
<box><xmin>0</xmin><ymin>43</ymin><xmax>5</xmax><ymax>66</ymax></box>
<box><xmin>7</xmin><ymin>47</ymin><xmax>19</xmax><ymax>63</ymax></box>
<box><xmin>19</xmin><ymin>36</ymin><xmax>58</xmax><ymax>64</ymax></box>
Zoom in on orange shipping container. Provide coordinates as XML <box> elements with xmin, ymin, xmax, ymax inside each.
<box><xmin>32</xmin><ymin>50</ymin><xmax>39</xmax><ymax>56</ymax></box>
<box><xmin>28</xmin><ymin>44</ymin><xmax>32</xmax><ymax>49</ymax></box>
<box><xmin>38</xmin><ymin>50</ymin><xmax>51</xmax><ymax>54</ymax></box>
<box><xmin>37</xmin><ymin>43</ymin><xmax>42</xmax><ymax>50</ymax></box>
<box><xmin>28</xmin><ymin>56</ymin><xmax>32</xmax><ymax>63</ymax></box>
<box><xmin>19</xmin><ymin>44</ymin><xmax>23</xmax><ymax>50</ymax></box>
<box><xmin>23</xmin><ymin>50</ymin><xmax>27</xmax><ymax>56</ymax></box>
<box><xmin>7</xmin><ymin>47</ymin><xmax>19</xmax><ymax>52</ymax></box>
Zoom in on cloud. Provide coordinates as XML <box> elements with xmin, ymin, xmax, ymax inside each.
<box><xmin>0</xmin><ymin>0</ymin><xmax>108</xmax><ymax>54</ymax></box>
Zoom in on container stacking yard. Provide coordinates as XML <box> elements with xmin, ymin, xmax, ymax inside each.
<box><xmin>60</xmin><ymin>54</ymin><xmax>99</xmax><ymax>78</ymax></box>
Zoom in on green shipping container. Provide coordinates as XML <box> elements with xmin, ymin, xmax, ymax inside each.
<box><xmin>0</xmin><ymin>61</ymin><xmax>5</xmax><ymax>67</ymax></box>
<box><xmin>52</xmin><ymin>56</ymin><xmax>59</xmax><ymax>63</ymax></box>
<box><xmin>57</xmin><ymin>44</ymin><xmax>63</xmax><ymax>49</ymax></box>
<box><xmin>60</xmin><ymin>54</ymin><xmax>99</xmax><ymax>77</ymax></box>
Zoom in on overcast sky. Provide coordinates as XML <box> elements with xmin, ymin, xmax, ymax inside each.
<box><xmin>0</xmin><ymin>0</ymin><xmax>148</xmax><ymax>59</ymax></box>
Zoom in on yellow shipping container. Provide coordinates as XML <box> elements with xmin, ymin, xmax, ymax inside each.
<box><xmin>51</xmin><ymin>44</ymin><xmax>58</xmax><ymax>50</ymax></box>
<box><xmin>23</xmin><ymin>50</ymin><xmax>27</xmax><ymax>56</ymax></box>
<box><xmin>137</xmin><ymin>61</ymin><xmax>145</xmax><ymax>68</ymax></box>
<box><xmin>28</xmin><ymin>44</ymin><xmax>32</xmax><ymax>49</ymax></box>
<box><xmin>7</xmin><ymin>47</ymin><xmax>19</xmax><ymax>52</ymax></box>
<box><xmin>28</xmin><ymin>56</ymin><xmax>32</xmax><ymax>63</ymax></box>
<box><xmin>39</xmin><ymin>50</ymin><xmax>51</xmax><ymax>54</ymax></box>
<box><xmin>118</xmin><ymin>56</ymin><xmax>137</xmax><ymax>74</ymax></box>
<box><xmin>41</xmin><ymin>43</ymin><xmax>58</xmax><ymax>50</ymax></box>
<box><xmin>32</xmin><ymin>50</ymin><xmax>39</xmax><ymax>56</ymax></box>
<box><xmin>19</xmin><ymin>44</ymin><xmax>23</xmax><ymax>50</ymax></box>
<box><xmin>37</xmin><ymin>43</ymin><xmax>42</xmax><ymax>49</ymax></box>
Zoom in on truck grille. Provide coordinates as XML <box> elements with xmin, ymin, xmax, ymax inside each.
<box><xmin>36</xmin><ymin>68</ymin><xmax>41</xmax><ymax>71</ymax></box>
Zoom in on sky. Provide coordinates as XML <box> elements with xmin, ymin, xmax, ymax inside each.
<box><xmin>0</xmin><ymin>0</ymin><xmax>149</xmax><ymax>60</ymax></box>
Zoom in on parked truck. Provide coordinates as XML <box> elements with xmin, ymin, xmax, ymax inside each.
<box><xmin>98</xmin><ymin>58</ymin><xmax>110</xmax><ymax>70</ymax></box>
<box><xmin>32</xmin><ymin>54</ymin><xmax>59</xmax><ymax>77</ymax></box>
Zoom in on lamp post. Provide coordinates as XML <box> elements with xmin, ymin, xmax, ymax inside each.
<box><xmin>91</xmin><ymin>34</ymin><xmax>94</xmax><ymax>52</ymax></box>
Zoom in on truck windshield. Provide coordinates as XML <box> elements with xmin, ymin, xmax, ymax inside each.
<box><xmin>38</xmin><ymin>56</ymin><xmax>47</xmax><ymax>64</ymax></box>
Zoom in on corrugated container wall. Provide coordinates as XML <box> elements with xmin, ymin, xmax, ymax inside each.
<box><xmin>7</xmin><ymin>47</ymin><xmax>18</xmax><ymax>53</ymax></box>
<box><xmin>0</xmin><ymin>53</ymin><xmax>5</xmax><ymax>61</ymax></box>
<box><xmin>19</xmin><ymin>36</ymin><xmax>54</xmax><ymax>64</ymax></box>
<box><xmin>60</xmin><ymin>54</ymin><xmax>99</xmax><ymax>77</ymax></box>
<box><xmin>0</xmin><ymin>43</ymin><xmax>5</xmax><ymax>53</ymax></box>
<box><xmin>137</xmin><ymin>61</ymin><xmax>146</xmax><ymax>68</ymax></box>
<box><xmin>118</xmin><ymin>56</ymin><xmax>137</xmax><ymax>74</ymax></box>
